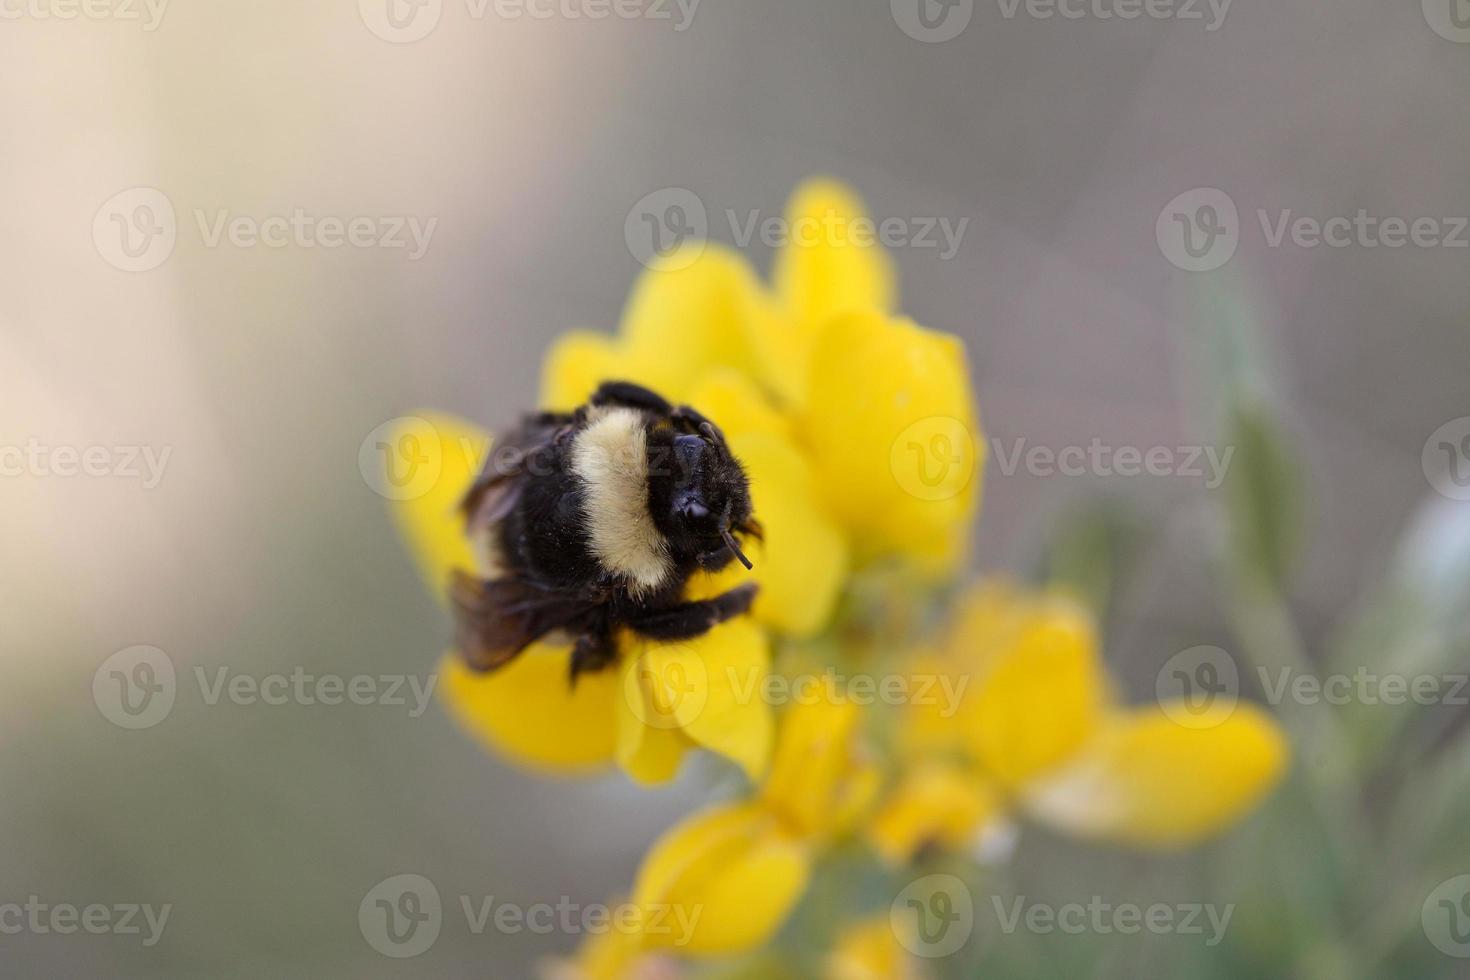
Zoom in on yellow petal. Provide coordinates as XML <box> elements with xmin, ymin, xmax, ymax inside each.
<box><xmin>438</xmin><ymin>648</ymin><xmax>618</xmax><ymax>775</ymax></box>
<box><xmin>548</xmin><ymin>920</ymin><xmax>646</xmax><ymax>980</ymax></box>
<box><xmin>383</xmin><ymin>413</ymin><xmax>493</xmax><ymax>605</ymax></box>
<box><xmin>743</xmin><ymin>306</ymin><xmax>810</xmax><ymax>409</ymax></box>
<box><xmin>629</xmin><ymin>620</ymin><xmax>774</xmax><ymax>783</ymax></box>
<box><xmin>830</xmin><ymin>757</ymin><xmax>884</xmax><ymax>842</ymax></box>
<box><xmin>616</xmin><ymin>244</ymin><xmax>768</xmax><ymax>400</ymax></box>
<box><xmin>961</xmin><ymin>596</ymin><xmax>1107</xmax><ymax>790</ymax></box>
<box><xmin>752</xmin><ymin>180</ymin><xmax>894</xmax><ymax>408</ymax></box>
<box><xmin>689</xmin><ymin>432</ymin><xmax>848</xmax><ymax>637</ymax></box>
<box><xmin>893</xmin><ymin>649</ymin><xmax>969</xmax><ymax>761</ymax></box>
<box><xmin>685</xmin><ymin>369</ymin><xmax>793</xmax><ymax>442</ymax></box>
<box><xmin>631</xmin><ymin>801</ymin><xmax>812</xmax><ymax>956</ymax></box>
<box><xmin>540</xmin><ymin>330</ymin><xmax>627</xmax><ymax>413</ymax></box>
<box><xmin>824</xmin><ymin>915</ymin><xmax>915</xmax><ymax>980</ymax></box>
<box><xmin>762</xmin><ymin>697</ymin><xmax>864</xmax><ymax>838</ymax></box>
<box><xmin>1022</xmin><ymin>703</ymin><xmax>1290</xmax><ymax>848</ymax></box>
<box><xmin>772</xmin><ymin>177</ymin><xmax>896</xmax><ymax>332</ymax></box>
<box><xmin>945</xmin><ymin>578</ymin><xmax>1025</xmax><ymax>663</ymax></box>
<box><xmin>615</xmin><ymin>651</ymin><xmax>693</xmax><ymax>786</ymax></box>
<box><xmin>868</xmin><ymin>762</ymin><xmax>1001</xmax><ymax>866</ymax></box>
<box><xmin>899</xmin><ymin>584</ymin><xmax>1038</xmax><ymax>761</ymax></box>
<box><xmin>801</xmin><ymin>311</ymin><xmax>982</xmax><ymax>575</ymax></box>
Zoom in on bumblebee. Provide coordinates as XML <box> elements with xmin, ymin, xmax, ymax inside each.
<box><xmin>451</xmin><ymin>381</ymin><xmax>761</xmax><ymax>679</ymax></box>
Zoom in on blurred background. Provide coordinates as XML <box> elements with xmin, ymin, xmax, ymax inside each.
<box><xmin>3</xmin><ymin>0</ymin><xmax>1470</xmax><ymax>975</ymax></box>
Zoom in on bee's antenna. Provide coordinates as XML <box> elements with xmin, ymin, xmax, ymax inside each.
<box><xmin>721</xmin><ymin>527</ymin><xmax>754</xmax><ymax>571</ymax></box>
<box><xmin>716</xmin><ymin>500</ymin><xmax>753</xmax><ymax>569</ymax></box>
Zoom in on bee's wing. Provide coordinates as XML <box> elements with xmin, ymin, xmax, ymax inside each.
<box><xmin>450</xmin><ymin>571</ymin><xmax>598</xmax><ymax>672</ymax></box>
<box><xmin>459</xmin><ymin>412</ymin><xmax>572</xmax><ymax>530</ymax></box>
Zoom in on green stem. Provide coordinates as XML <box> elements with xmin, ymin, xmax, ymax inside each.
<box><xmin>1225</xmin><ymin>571</ymin><xmax>1374</xmax><ymax>976</ymax></box>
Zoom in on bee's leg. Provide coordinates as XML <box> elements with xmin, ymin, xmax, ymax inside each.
<box><xmin>590</xmin><ymin>381</ymin><xmax>673</xmax><ymax>417</ymax></box>
<box><xmin>626</xmin><ymin>584</ymin><xmax>758</xmax><ymax>640</ymax></box>
<box><xmin>568</xmin><ymin>629</ymin><xmax>616</xmax><ymax>683</ymax></box>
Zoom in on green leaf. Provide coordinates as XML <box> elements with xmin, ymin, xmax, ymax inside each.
<box><xmin>1222</xmin><ymin>404</ymin><xmax>1303</xmax><ymax>591</ymax></box>
<box><xmin>1037</xmin><ymin>498</ymin><xmax>1149</xmax><ymax>623</ymax></box>
<box><xmin>1169</xmin><ymin>274</ymin><xmax>1305</xmax><ymax>590</ymax></box>
<box><xmin>1173</xmin><ymin>273</ymin><xmax>1280</xmax><ymax>437</ymax></box>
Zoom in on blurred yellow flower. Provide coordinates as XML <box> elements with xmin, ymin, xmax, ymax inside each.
<box><xmin>868</xmin><ymin>760</ymin><xmax>1000</xmax><ymax>866</ymax></box>
<box><xmin>759</xmin><ymin>695</ymin><xmax>881</xmax><ymax>841</ymax></box>
<box><xmin>870</xmin><ymin>580</ymin><xmax>1290</xmax><ymax>858</ymax></box>
<box><xmin>542</xmin><ymin>907</ymin><xmax>684</xmax><ymax>980</ymax></box>
<box><xmin>629</xmin><ymin>801</ymin><xmax>810</xmax><ymax>957</ymax></box>
<box><xmin>605</xmin><ymin>696</ymin><xmax>875</xmax><ymax>961</ymax></box>
<box><xmin>824</xmin><ymin>915</ymin><xmax>917</xmax><ymax>980</ymax></box>
<box><xmin>388</xmin><ymin>178</ymin><xmax>982</xmax><ymax>784</ymax></box>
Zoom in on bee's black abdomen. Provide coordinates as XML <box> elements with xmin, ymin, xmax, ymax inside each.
<box><xmin>500</xmin><ymin>461</ymin><xmax>603</xmax><ymax>589</ymax></box>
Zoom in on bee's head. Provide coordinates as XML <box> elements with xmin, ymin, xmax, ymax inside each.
<box><xmin>653</xmin><ymin>422</ymin><xmax>756</xmax><ymax>571</ymax></box>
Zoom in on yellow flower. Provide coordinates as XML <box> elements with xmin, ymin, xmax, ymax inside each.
<box><xmin>615</xmin><ymin>620</ymin><xmax>774</xmax><ymax>786</ymax></box>
<box><xmin>870</xmin><ymin>579</ymin><xmax>1289</xmax><ymax>859</ymax></box>
<box><xmin>543</xmin><ymin>912</ymin><xmax>685</xmax><ymax>980</ymax></box>
<box><xmin>607</xmin><ymin>696</ymin><xmax>875</xmax><ymax>960</ymax></box>
<box><xmin>389</xmin><ymin>178</ymin><xmax>982</xmax><ymax>783</ymax></box>
<box><xmin>541</xmin><ymin>178</ymin><xmax>980</xmax><ymax>582</ymax></box>
<box><xmin>629</xmin><ymin>801</ymin><xmax>811</xmax><ymax>957</ymax></box>
<box><xmin>868</xmin><ymin>761</ymin><xmax>1001</xmax><ymax>866</ymax></box>
<box><xmin>759</xmin><ymin>695</ymin><xmax>880</xmax><ymax>841</ymax></box>
<box><xmin>824</xmin><ymin>915</ymin><xmax>917</xmax><ymax>980</ymax></box>
<box><xmin>802</xmin><ymin>311</ymin><xmax>982</xmax><ymax>576</ymax></box>
<box><xmin>440</xmin><ymin>644</ymin><xmax>620</xmax><ymax>775</ymax></box>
